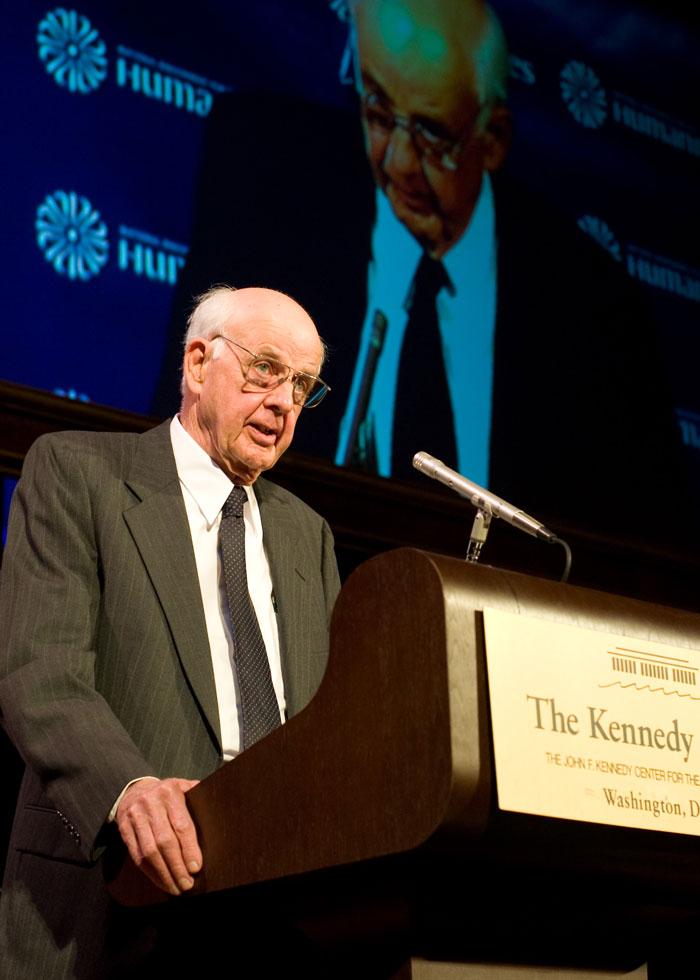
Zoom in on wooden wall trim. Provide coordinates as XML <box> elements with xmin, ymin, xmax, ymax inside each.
<box><xmin>2</xmin><ymin>379</ymin><xmax>700</xmax><ymax>611</ymax></box>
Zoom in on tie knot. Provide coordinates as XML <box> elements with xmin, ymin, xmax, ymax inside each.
<box><xmin>222</xmin><ymin>485</ymin><xmax>247</xmax><ymax>519</ymax></box>
<box><xmin>410</xmin><ymin>253</ymin><xmax>449</xmax><ymax>308</ymax></box>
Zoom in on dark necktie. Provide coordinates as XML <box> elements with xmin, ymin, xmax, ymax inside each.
<box><xmin>391</xmin><ymin>252</ymin><xmax>458</xmax><ymax>479</ymax></box>
<box><xmin>219</xmin><ymin>486</ymin><xmax>280</xmax><ymax>750</ymax></box>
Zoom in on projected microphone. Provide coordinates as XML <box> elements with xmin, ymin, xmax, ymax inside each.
<box><xmin>412</xmin><ymin>452</ymin><xmax>556</xmax><ymax>542</ymax></box>
<box><xmin>339</xmin><ymin>310</ymin><xmax>388</xmax><ymax>467</ymax></box>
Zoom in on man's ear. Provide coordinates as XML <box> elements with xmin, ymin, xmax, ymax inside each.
<box><xmin>182</xmin><ymin>339</ymin><xmax>209</xmax><ymax>394</ymax></box>
<box><xmin>482</xmin><ymin>104</ymin><xmax>512</xmax><ymax>173</ymax></box>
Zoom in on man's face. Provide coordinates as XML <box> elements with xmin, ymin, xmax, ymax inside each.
<box><xmin>355</xmin><ymin>0</ymin><xmax>504</xmax><ymax>257</ymax></box>
<box><xmin>184</xmin><ymin>291</ymin><xmax>323</xmax><ymax>484</ymax></box>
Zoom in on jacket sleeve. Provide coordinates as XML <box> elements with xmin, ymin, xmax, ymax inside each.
<box><xmin>0</xmin><ymin>435</ymin><xmax>155</xmax><ymax>861</ymax></box>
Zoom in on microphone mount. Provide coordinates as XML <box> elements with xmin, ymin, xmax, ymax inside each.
<box><xmin>412</xmin><ymin>451</ymin><xmax>571</xmax><ymax>581</ymax></box>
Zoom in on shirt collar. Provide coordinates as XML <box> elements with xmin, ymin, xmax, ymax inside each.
<box><xmin>442</xmin><ymin>172</ymin><xmax>495</xmax><ymax>294</ymax></box>
<box><xmin>371</xmin><ymin>189</ymin><xmax>422</xmax><ymax>312</ymax></box>
<box><xmin>170</xmin><ymin>415</ymin><xmax>253</xmax><ymax>528</ymax></box>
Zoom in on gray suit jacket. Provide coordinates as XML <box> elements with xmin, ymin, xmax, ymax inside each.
<box><xmin>0</xmin><ymin>420</ymin><xmax>340</xmax><ymax>978</ymax></box>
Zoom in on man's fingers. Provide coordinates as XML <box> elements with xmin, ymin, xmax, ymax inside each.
<box><xmin>142</xmin><ymin>805</ymin><xmax>194</xmax><ymax>893</ymax></box>
<box><xmin>116</xmin><ymin>776</ymin><xmax>202</xmax><ymax>895</ymax></box>
<box><xmin>170</xmin><ymin>778</ymin><xmax>202</xmax><ymax>873</ymax></box>
<box><xmin>118</xmin><ymin>808</ymin><xmax>181</xmax><ymax>895</ymax></box>
<box><xmin>167</xmin><ymin>803</ymin><xmax>202</xmax><ymax>875</ymax></box>
<box><xmin>133</xmin><ymin>818</ymin><xmax>183</xmax><ymax>896</ymax></box>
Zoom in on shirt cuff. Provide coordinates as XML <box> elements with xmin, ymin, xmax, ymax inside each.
<box><xmin>108</xmin><ymin>776</ymin><xmax>159</xmax><ymax>823</ymax></box>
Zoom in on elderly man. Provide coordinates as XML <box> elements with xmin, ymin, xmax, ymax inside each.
<box><xmin>0</xmin><ymin>286</ymin><xmax>340</xmax><ymax>977</ymax></box>
<box><xmin>335</xmin><ymin>0</ymin><xmax>511</xmax><ymax>479</ymax></box>
<box><xmin>154</xmin><ymin>0</ymin><xmax>685</xmax><ymax>539</ymax></box>
<box><xmin>156</xmin><ymin>0</ymin><xmax>511</xmax><ymax>487</ymax></box>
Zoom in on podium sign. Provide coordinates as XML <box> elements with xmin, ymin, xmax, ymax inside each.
<box><xmin>483</xmin><ymin>607</ymin><xmax>700</xmax><ymax>834</ymax></box>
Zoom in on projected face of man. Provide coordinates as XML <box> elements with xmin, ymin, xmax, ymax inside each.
<box><xmin>354</xmin><ymin>0</ymin><xmax>510</xmax><ymax>258</ymax></box>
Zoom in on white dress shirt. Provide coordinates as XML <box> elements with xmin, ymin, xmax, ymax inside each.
<box><xmin>170</xmin><ymin>415</ymin><xmax>285</xmax><ymax>760</ymax></box>
<box><xmin>335</xmin><ymin>175</ymin><xmax>497</xmax><ymax>486</ymax></box>
<box><xmin>109</xmin><ymin>417</ymin><xmax>285</xmax><ymax>819</ymax></box>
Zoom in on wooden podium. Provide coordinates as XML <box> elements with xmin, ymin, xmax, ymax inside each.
<box><xmin>109</xmin><ymin>549</ymin><xmax>700</xmax><ymax>978</ymax></box>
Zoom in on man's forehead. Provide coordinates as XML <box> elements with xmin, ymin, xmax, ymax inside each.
<box><xmin>231</xmin><ymin>309</ymin><xmax>322</xmax><ymax>369</ymax></box>
<box><xmin>355</xmin><ymin>0</ymin><xmax>485</xmax><ymax>89</ymax></box>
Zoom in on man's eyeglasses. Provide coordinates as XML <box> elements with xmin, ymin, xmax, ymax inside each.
<box><xmin>359</xmin><ymin>90</ymin><xmax>485</xmax><ymax>172</ymax></box>
<box><xmin>213</xmin><ymin>335</ymin><xmax>330</xmax><ymax>408</ymax></box>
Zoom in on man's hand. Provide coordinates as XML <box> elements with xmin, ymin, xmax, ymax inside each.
<box><xmin>116</xmin><ymin>777</ymin><xmax>202</xmax><ymax>896</ymax></box>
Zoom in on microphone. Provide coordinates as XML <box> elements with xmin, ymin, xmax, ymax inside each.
<box><xmin>412</xmin><ymin>451</ymin><xmax>556</xmax><ymax>543</ymax></box>
<box><xmin>339</xmin><ymin>310</ymin><xmax>388</xmax><ymax>468</ymax></box>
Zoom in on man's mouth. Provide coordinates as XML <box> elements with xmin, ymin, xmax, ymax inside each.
<box><xmin>388</xmin><ymin>182</ymin><xmax>433</xmax><ymax>215</ymax></box>
<box><xmin>249</xmin><ymin>421</ymin><xmax>278</xmax><ymax>444</ymax></box>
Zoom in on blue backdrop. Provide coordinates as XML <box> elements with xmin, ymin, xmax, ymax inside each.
<box><xmin>2</xmin><ymin>1</ymin><xmax>699</xmax><ymax>513</ymax></box>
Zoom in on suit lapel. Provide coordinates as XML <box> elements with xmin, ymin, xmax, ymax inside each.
<box><xmin>123</xmin><ymin>421</ymin><xmax>222</xmax><ymax>750</ymax></box>
<box><xmin>254</xmin><ymin>479</ymin><xmax>308</xmax><ymax>718</ymax></box>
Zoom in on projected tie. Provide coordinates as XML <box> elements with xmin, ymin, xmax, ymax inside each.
<box><xmin>391</xmin><ymin>253</ymin><xmax>457</xmax><ymax>478</ymax></box>
<box><xmin>220</xmin><ymin>486</ymin><xmax>280</xmax><ymax>750</ymax></box>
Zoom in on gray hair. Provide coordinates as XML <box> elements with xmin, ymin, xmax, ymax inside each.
<box><xmin>474</xmin><ymin>5</ymin><xmax>509</xmax><ymax>109</ymax></box>
<box><xmin>183</xmin><ymin>284</ymin><xmax>239</xmax><ymax>350</ymax></box>
<box><xmin>179</xmin><ymin>285</ymin><xmax>235</xmax><ymax>397</ymax></box>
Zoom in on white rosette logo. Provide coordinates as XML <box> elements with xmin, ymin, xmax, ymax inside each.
<box><xmin>36</xmin><ymin>190</ymin><xmax>109</xmax><ymax>281</ymax></box>
<box><xmin>561</xmin><ymin>61</ymin><xmax>607</xmax><ymax>129</ymax></box>
<box><xmin>37</xmin><ymin>8</ymin><xmax>107</xmax><ymax>94</ymax></box>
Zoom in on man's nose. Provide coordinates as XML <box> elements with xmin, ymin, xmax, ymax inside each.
<box><xmin>263</xmin><ymin>378</ymin><xmax>295</xmax><ymax>413</ymax></box>
<box><xmin>384</xmin><ymin>125</ymin><xmax>423</xmax><ymax>179</ymax></box>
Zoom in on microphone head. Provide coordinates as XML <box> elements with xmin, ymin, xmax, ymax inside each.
<box><xmin>412</xmin><ymin>451</ymin><xmax>441</xmax><ymax>474</ymax></box>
